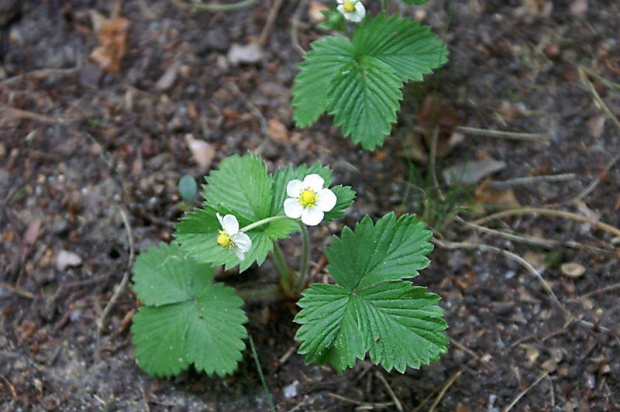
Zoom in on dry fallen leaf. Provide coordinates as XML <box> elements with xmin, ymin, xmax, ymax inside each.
<box><xmin>472</xmin><ymin>179</ymin><xmax>520</xmax><ymax>213</ymax></box>
<box><xmin>56</xmin><ymin>250</ymin><xmax>83</xmax><ymax>271</ymax></box>
<box><xmin>308</xmin><ymin>1</ymin><xmax>328</xmax><ymax>23</ymax></box>
<box><xmin>227</xmin><ymin>43</ymin><xmax>263</xmax><ymax>65</ymax></box>
<box><xmin>89</xmin><ymin>12</ymin><xmax>130</xmax><ymax>74</ymax></box>
<box><xmin>185</xmin><ymin>134</ymin><xmax>215</xmax><ymax>171</ymax></box>
<box><xmin>443</xmin><ymin>159</ymin><xmax>507</xmax><ymax>186</ymax></box>
<box><xmin>417</xmin><ymin>95</ymin><xmax>460</xmax><ymax>158</ymax></box>
<box><xmin>268</xmin><ymin>118</ymin><xmax>289</xmax><ymax>141</ymax></box>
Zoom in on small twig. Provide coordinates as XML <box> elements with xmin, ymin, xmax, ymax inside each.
<box><xmin>578</xmin><ymin>66</ymin><xmax>620</xmax><ymax>131</ymax></box>
<box><xmin>0</xmin><ymin>67</ymin><xmax>78</xmax><ymax>87</ymax></box>
<box><xmin>290</xmin><ymin>0</ymin><xmax>308</xmax><ymax>56</ymax></box>
<box><xmin>226</xmin><ymin>82</ymin><xmax>268</xmax><ymax>136</ymax></box>
<box><xmin>503</xmin><ymin>371</ymin><xmax>549</xmax><ymax>412</ymax></box>
<box><xmin>456</xmin><ymin>216</ymin><xmax>559</xmax><ymax>249</ymax></box>
<box><xmin>568</xmin><ymin>282</ymin><xmax>620</xmax><ymax>302</ymax></box>
<box><xmin>180</xmin><ymin>0</ymin><xmax>260</xmax><ymax>12</ymax></box>
<box><xmin>432</xmin><ymin>238</ymin><xmax>568</xmax><ymax>317</ymax></box>
<box><xmin>96</xmin><ymin>205</ymin><xmax>135</xmax><ymax>360</ymax></box>
<box><xmin>471</xmin><ymin>207</ymin><xmax>620</xmax><ymax>238</ymax></box>
<box><xmin>566</xmin><ymin>152</ymin><xmax>620</xmax><ymax>203</ymax></box>
<box><xmin>258</xmin><ymin>0</ymin><xmax>285</xmax><ymax>47</ymax></box>
<box><xmin>374</xmin><ymin>372</ymin><xmax>403</xmax><ymax>412</ymax></box>
<box><xmin>429</xmin><ymin>369</ymin><xmax>463</xmax><ymax>412</ymax></box>
<box><xmin>0</xmin><ymin>282</ymin><xmax>36</xmax><ymax>299</ymax></box>
<box><xmin>0</xmin><ymin>104</ymin><xmax>73</xmax><ymax>124</ymax></box>
<box><xmin>455</xmin><ymin>126</ymin><xmax>549</xmax><ymax>141</ymax></box>
<box><xmin>490</xmin><ymin>173</ymin><xmax>576</xmax><ymax>189</ymax></box>
<box><xmin>328</xmin><ymin>393</ymin><xmax>394</xmax><ymax>409</ymax></box>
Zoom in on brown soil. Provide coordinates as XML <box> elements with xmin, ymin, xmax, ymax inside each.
<box><xmin>1</xmin><ymin>0</ymin><xmax>619</xmax><ymax>411</ymax></box>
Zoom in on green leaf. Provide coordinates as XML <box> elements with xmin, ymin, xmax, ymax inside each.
<box><xmin>402</xmin><ymin>0</ymin><xmax>431</xmax><ymax>4</ymax></box>
<box><xmin>294</xmin><ymin>214</ymin><xmax>448</xmax><ymax>372</ymax></box>
<box><xmin>353</xmin><ymin>14</ymin><xmax>448</xmax><ymax>83</ymax></box>
<box><xmin>292</xmin><ymin>36</ymin><xmax>355</xmax><ymax>127</ymax></box>
<box><xmin>323</xmin><ymin>185</ymin><xmax>356</xmax><ymax>222</ymax></box>
<box><xmin>327</xmin><ymin>213</ymin><xmax>433</xmax><ymax>290</ymax></box>
<box><xmin>203</xmin><ymin>154</ymin><xmax>272</xmax><ymax>224</ymax></box>
<box><xmin>327</xmin><ymin>56</ymin><xmax>403</xmax><ymax>150</ymax></box>
<box><xmin>175</xmin><ymin>208</ymin><xmax>274</xmax><ymax>272</ymax></box>
<box><xmin>131</xmin><ymin>243</ymin><xmax>247</xmax><ymax>377</ymax></box>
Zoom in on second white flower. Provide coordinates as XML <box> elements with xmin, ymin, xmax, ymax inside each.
<box><xmin>284</xmin><ymin>174</ymin><xmax>337</xmax><ymax>226</ymax></box>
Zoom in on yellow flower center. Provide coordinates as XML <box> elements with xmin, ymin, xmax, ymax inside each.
<box><xmin>217</xmin><ymin>230</ymin><xmax>234</xmax><ymax>249</ymax></box>
<box><xmin>343</xmin><ymin>0</ymin><xmax>356</xmax><ymax>13</ymax></box>
<box><xmin>299</xmin><ymin>188</ymin><xmax>319</xmax><ymax>208</ymax></box>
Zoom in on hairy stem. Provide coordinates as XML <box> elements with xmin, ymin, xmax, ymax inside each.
<box><xmin>240</xmin><ymin>215</ymin><xmax>292</xmax><ymax>232</ymax></box>
<box><xmin>295</xmin><ymin>222</ymin><xmax>310</xmax><ymax>292</ymax></box>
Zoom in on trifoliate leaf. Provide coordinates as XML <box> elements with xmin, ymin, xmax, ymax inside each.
<box><xmin>292</xmin><ymin>36</ymin><xmax>355</xmax><ymax>127</ymax></box>
<box><xmin>203</xmin><ymin>154</ymin><xmax>272</xmax><ymax>225</ymax></box>
<box><xmin>131</xmin><ymin>243</ymin><xmax>247</xmax><ymax>377</ymax></box>
<box><xmin>327</xmin><ymin>56</ymin><xmax>403</xmax><ymax>150</ymax></box>
<box><xmin>175</xmin><ymin>208</ymin><xmax>274</xmax><ymax>272</ymax></box>
<box><xmin>294</xmin><ymin>214</ymin><xmax>448</xmax><ymax>373</ymax></box>
<box><xmin>353</xmin><ymin>13</ymin><xmax>448</xmax><ymax>83</ymax></box>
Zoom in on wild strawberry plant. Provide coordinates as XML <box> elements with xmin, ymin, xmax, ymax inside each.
<box><xmin>292</xmin><ymin>0</ymin><xmax>448</xmax><ymax>149</ymax></box>
<box><xmin>131</xmin><ymin>154</ymin><xmax>448</xmax><ymax>377</ymax></box>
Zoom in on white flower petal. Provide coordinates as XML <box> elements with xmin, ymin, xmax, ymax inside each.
<box><xmin>233</xmin><ymin>232</ymin><xmax>252</xmax><ymax>253</ymax></box>
<box><xmin>337</xmin><ymin>0</ymin><xmax>345</xmax><ymax>4</ymax></box>
<box><xmin>216</xmin><ymin>212</ymin><xmax>224</xmax><ymax>226</ymax></box>
<box><xmin>284</xmin><ymin>198</ymin><xmax>304</xmax><ymax>219</ymax></box>
<box><xmin>354</xmin><ymin>2</ymin><xmax>366</xmax><ymax>19</ymax></box>
<box><xmin>222</xmin><ymin>214</ymin><xmax>239</xmax><ymax>235</ymax></box>
<box><xmin>301</xmin><ymin>207</ymin><xmax>324</xmax><ymax>226</ymax></box>
<box><xmin>233</xmin><ymin>248</ymin><xmax>246</xmax><ymax>261</ymax></box>
<box><xmin>337</xmin><ymin>5</ymin><xmax>346</xmax><ymax>14</ymax></box>
<box><xmin>303</xmin><ymin>174</ymin><xmax>324</xmax><ymax>192</ymax></box>
<box><xmin>286</xmin><ymin>179</ymin><xmax>303</xmax><ymax>198</ymax></box>
<box><xmin>316</xmin><ymin>188</ymin><xmax>337</xmax><ymax>212</ymax></box>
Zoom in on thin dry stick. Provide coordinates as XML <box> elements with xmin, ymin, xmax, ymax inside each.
<box><xmin>491</xmin><ymin>173</ymin><xmax>576</xmax><ymax>188</ymax></box>
<box><xmin>567</xmin><ymin>151</ymin><xmax>620</xmax><ymax>203</ymax></box>
<box><xmin>181</xmin><ymin>0</ymin><xmax>260</xmax><ymax>12</ymax></box>
<box><xmin>455</xmin><ymin>126</ymin><xmax>550</xmax><ymax>141</ymax></box>
<box><xmin>432</xmin><ymin>238</ymin><xmax>567</xmax><ymax>316</ymax></box>
<box><xmin>95</xmin><ymin>205</ymin><xmax>135</xmax><ymax>359</ymax></box>
<box><xmin>456</xmin><ymin>216</ymin><xmax>559</xmax><ymax>249</ymax></box>
<box><xmin>328</xmin><ymin>393</ymin><xmax>394</xmax><ymax>409</ymax></box>
<box><xmin>503</xmin><ymin>371</ymin><xmax>549</xmax><ymax>412</ymax></box>
<box><xmin>471</xmin><ymin>207</ymin><xmax>620</xmax><ymax>238</ymax></box>
<box><xmin>290</xmin><ymin>0</ymin><xmax>308</xmax><ymax>56</ymax></box>
<box><xmin>226</xmin><ymin>82</ymin><xmax>268</xmax><ymax>136</ymax></box>
<box><xmin>568</xmin><ymin>282</ymin><xmax>620</xmax><ymax>302</ymax></box>
<box><xmin>374</xmin><ymin>372</ymin><xmax>404</xmax><ymax>412</ymax></box>
<box><xmin>429</xmin><ymin>369</ymin><xmax>463</xmax><ymax>412</ymax></box>
<box><xmin>0</xmin><ymin>104</ymin><xmax>67</xmax><ymax>124</ymax></box>
<box><xmin>0</xmin><ymin>67</ymin><xmax>78</xmax><ymax>87</ymax></box>
<box><xmin>258</xmin><ymin>0</ymin><xmax>285</xmax><ymax>47</ymax></box>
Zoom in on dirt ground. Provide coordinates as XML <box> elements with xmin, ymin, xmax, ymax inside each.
<box><xmin>1</xmin><ymin>0</ymin><xmax>619</xmax><ymax>410</ymax></box>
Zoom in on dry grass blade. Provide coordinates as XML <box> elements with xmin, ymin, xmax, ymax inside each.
<box><xmin>503</xmin><ymin>371</ymin><xmax>549</xmax><ymax>412</ymax></box>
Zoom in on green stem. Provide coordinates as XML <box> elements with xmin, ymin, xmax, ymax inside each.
<box><xmin>295</xmin><ymin>221</ymin><xmax>310</xmax><ymax>292</ymax></box>
<box><xmin>240</xmin><ymin>215</ymin><xmax>292</xmax><ymax>232</ymax></box>
<box><xmin>271</xmin><ymin>243</ymin><xmax>289</xmax><ymax>280</ymax></box>
<box><xmin>382</xmin><ymin>0</ymin><xmax>389</xmax><ymax>13</ymax></box>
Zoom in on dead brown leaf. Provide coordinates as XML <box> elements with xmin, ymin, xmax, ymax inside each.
<box><xmin>268</xmin><ymin>118</ymin><xmax>289</xmax><ymax>141</ymax></box>
<box><xmin>417</xmin><ymin>95</ymin><xmax>459</xmax><ymax>158</ymax></box>
<box><xmin>473</xmin><ymin>179</ymin><xmax>520</xmax><ymax>213</ymax></box>
<box><xmin>89</xmin><ymin>13</ymin><xmax>130</xmax><ymax>74</ymax></box>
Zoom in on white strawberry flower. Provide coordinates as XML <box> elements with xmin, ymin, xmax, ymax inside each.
<box><xmin>337</xmin><ymin>0</ymin><xmax>366</xmax><ymax>23</ymax></box>
<box><xmin>216</xmin><ymin>213</ymin><xmax>252</xmax><ymax>261</ymax></box>
<box><xmin>284</xmin><ymin>174</ymin><xmax>337</xmax><ymax>226</ymax></box>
